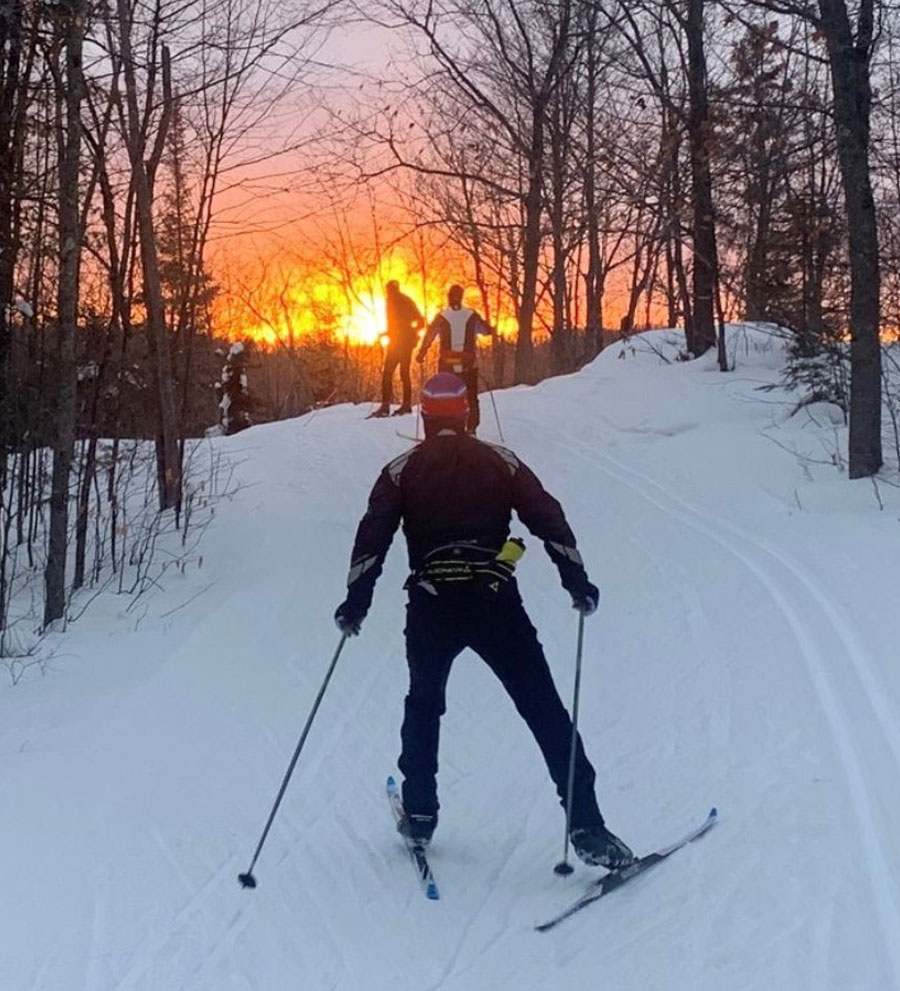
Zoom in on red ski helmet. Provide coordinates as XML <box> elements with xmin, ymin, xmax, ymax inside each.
<box><xmin>421</xmin><ymin>372</ymin><xmax>469</xmax><ymax>420</ymax></box>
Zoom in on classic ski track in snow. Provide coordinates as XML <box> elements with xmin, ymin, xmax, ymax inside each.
<box><xmin>562</xmin><ymin>435</ymin><xmax>900</xmax><ymax>983</ymax></box>
<box><xmin>423</xmin><ymin>828</ymin><xmax>526</xmax><ymax>991</ymax></box>
<box><xmin>108</xmin><ymin>853</ymin><xmax>252</xmax><ymax>991</ymax></box>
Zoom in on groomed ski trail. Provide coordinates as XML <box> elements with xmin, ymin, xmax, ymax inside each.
<box><xmin>558</xmin><ymin>432</ymin><xmax>900</xmax><ymax>985</ymax></box>
<box><xmin>5</xmin><ymin>338</ymin><xmax>900</xmax><ymax>991</ymax></box>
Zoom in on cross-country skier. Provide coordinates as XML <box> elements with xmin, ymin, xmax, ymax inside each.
<box><xmin>335</xmin><ymin>372</ymin><xmax>635</xmax><ymax>868</ymax></box>
<box><xmin>216</xmin><ymin>340</ymin><xmax>253</xmax><ymax>435</ymax></box>
<box><xmin>372</xmin><ymin>281</ymin><xmax>424</xmax><ymax>417</ymax></box>
<box><xmin>416</xmin><ymin>284</ymin><xmax>493</xmax><ymax>435</ymax></box>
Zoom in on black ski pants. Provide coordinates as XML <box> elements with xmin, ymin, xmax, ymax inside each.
<box><xmin>398</xmin><ymin>583</ymin><xmax>603</xmax><ymax>829</ymax></box>
<box><xmin>381</xmin><ymin>344</ymin><xmax>414</xmax><ymax>409</ymax></box>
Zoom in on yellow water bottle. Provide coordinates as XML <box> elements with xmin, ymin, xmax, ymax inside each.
<box><xmin>475</xmin><ymin>537</ymin><xmax>526</xmax><ymax>597</ymax></box>
<box><xmin>496</xmin><ymin>537</ymin><xmax>526</xmax><ymax>567</ymax></box>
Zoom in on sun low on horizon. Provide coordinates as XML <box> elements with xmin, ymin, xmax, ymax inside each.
<box><xmin>216</xmin><ymin>257</ymin><xmax>437</xmax><ymax>349</ymax></box>
<box><xmin>213</xmin><ymin>251</ymin><xmax>522</xmax><ymax>350</ymax></box>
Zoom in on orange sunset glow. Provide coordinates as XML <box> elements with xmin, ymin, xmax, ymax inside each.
<box><xmin>217</xmin><ymin>263</ymin><xmax>415</xmax><ymax>349</ymax></box>
<box><xmin>216</xmin><ymin>258</ymin><xmax>657</xmax><ymax>349</ymax></box>
<box><xmin>211</xmin><ymin>195</ymin><xmax>659</xmax><ymax>352</ymax></box>
<box><xmin>214</xmin><ymin>238</ymin><xmax>524</xmax><ymax>350</ymax></box>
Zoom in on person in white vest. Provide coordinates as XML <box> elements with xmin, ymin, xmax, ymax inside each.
<box><xmin>416</xmin><ymin>284</ymin><xmax>493</xmax><ymax>434</ymax></box>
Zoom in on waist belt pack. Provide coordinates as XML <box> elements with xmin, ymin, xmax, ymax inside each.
<box><xmin>406</xmin><ymin>539</ymin><xmax>526</xmax><ymax>597</ymax></box>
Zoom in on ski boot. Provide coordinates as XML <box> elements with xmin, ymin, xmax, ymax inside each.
<box><xmin>570</xmin><ymin>824</ymin><xmax>635</xmax><ymax>869</ymax></box>
<box><xmin>397</xmin><ymin>811</ymin><xmax>437</xmax><ymax>847</ymax></box>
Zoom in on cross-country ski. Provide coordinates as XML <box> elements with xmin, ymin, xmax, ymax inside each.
<box><xmin>387</xmin><ymin>776</ymin><xmax>440</xmax><ymax>900</ymax></box>
<box><xmin>536</xmin><ymin>808</ymin><xmax>718</xmax><ymax>932</ymax></box>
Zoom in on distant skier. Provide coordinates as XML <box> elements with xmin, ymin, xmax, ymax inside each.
<box><xmin>416</xmin><ymin>284</ymin><xmax>493</xmax><ymax>435</ymax></box>
<box><xmin>335</xmin><ymin>372</ymin><xmax>634</xmax><ymax>869</ymax></box>
<box><xmin>372</xmin><ymin>280</ymin><xmax>424</xmax><ymax>418</ymax></box>
<box><xmin>216</xmin><ymin>340</ymin><xmax>253</xmax><ymax>435</ymax></box>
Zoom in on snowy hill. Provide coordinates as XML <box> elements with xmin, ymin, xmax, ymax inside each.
<box><xmin>3</xmin><ymin>326</ymin><xmax>900</xmax><ymax>991</ymax></box>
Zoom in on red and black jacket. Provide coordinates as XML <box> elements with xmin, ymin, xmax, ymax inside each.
<box><xmin>342</xmin><ymin>431</ymin><xmax>592</xmax><ymax>613</ymax></box>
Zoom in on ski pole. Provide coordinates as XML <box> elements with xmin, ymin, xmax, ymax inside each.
<box><xmin>478</xmin><ymin>368</ymin><xmax>505</xmax><ymax>443</ymax></box>
<box><xmin>238</xmin><ymin>633</ymin><xmax>349</xmax><ymax>889</ymax></box>
<box><xmin>554</xmin><ymin>611</ymin><xmax>585</xmax><ymax>876</ymax></box>
<box><xmin>416</xmin><ymin>360</ymin><xmax>424</xmax><ymax>441</ymax></box>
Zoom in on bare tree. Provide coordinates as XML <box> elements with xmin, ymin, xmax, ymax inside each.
<box><xmin>819</xmin><ymin>0</ymin><xmax>882</xmax><ymax>476</ymax></box>
<box><xmin>684</xmin><ymin>0</ymin><xmax>719</xmax><ymax>357</ymax></box>
<box><xmin>712</xmin><ymin>16</ymin><xmax>840</xmax><ymax>356</ymax></box>
<box><xmin>611</xmin><ymin>0</ymin><xmax>721</xmax><ymax>355</ymax></box>
<box><xmin>738</xmin><ymin>0</ymin><xmax>882</xmax><ymax>476</ymax></box>
<box><xmin>108</xmin><ymin>0</ymin><xmax>181</xmax><ymax>509</ymax></box>
<box><xmin>581</xmin><ymin>0</ymin><xmax>604</xmax><ymax>356</ymax></box>
<box><xmin>0</xmin><ymin>0</ymin><xmax>30</xmax><ymax>466</ymax></box>
<box><xmin>44</xmin><ymin>0</ymin><xmax>86</xmax><ymax>625</ymax></box>
<box><xmin>875</xmin><ymin>16</ymin><xmax>900</xmax><ymax>339</ymax></box>
<box><xmin>354</xmin><ymin>0</ymin><xmax>578</xmax><ymax>383</ymax></box>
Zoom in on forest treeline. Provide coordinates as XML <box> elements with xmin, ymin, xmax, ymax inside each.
<box><xmin>1</xmin><ymin>0</ymin><xmax>898</xmax><ymax>644</ymax></box>
<box><xmin>337</xmin><ymin>0</ymin><xmax>895</xmax><ymax>482</ymax></box>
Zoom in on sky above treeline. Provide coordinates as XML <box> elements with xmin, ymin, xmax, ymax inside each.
<box><xmin>204</xmin><ymin>15</ymin><xmax>548</xmax><ymax>346</ymax></box>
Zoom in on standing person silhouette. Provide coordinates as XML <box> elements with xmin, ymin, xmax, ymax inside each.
<box><xmin>372</xmin><ymin>281</ymin><xmax>424</xmax><ymax>417</ymax></box>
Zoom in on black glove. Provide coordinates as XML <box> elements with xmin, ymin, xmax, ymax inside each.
<box><xmin>570</xmin><ymin>581</ymin><xmax>600</xmax><ymax>617</ymax></box>
<box><xmin>334</xmin><ymin>600</ymin><xmax>366</xmax><ymax>636</ymax></box>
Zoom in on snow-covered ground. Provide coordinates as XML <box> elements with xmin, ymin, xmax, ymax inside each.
<box><xmin>3</xmin><ymin>325</ymin><xmax>900</xmax><ymax>991</ymax></box>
